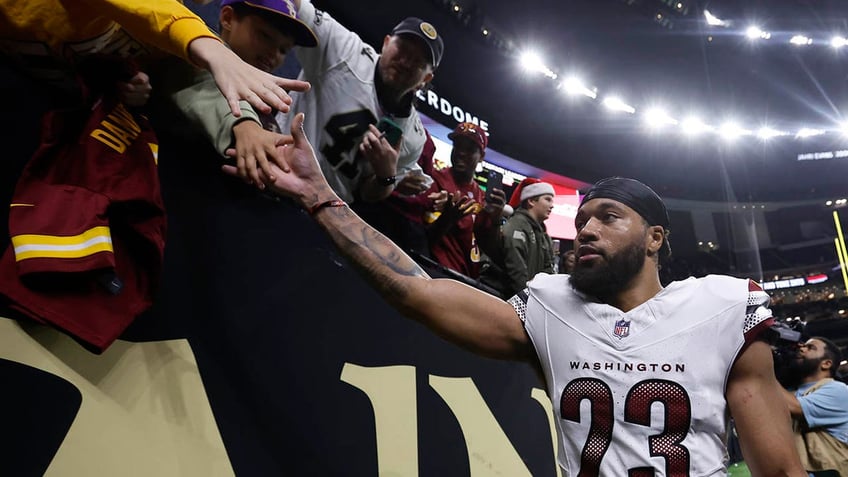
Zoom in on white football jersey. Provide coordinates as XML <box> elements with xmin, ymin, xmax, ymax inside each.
<box><xmin>509</xmin><ymin>274</ymin><xmax>773</xmax><ymax>477</ymax></box>
<box><xmin>279</xmin><ymin>0</ymin><xmax>428</xmax><ymax>203</ymax></box>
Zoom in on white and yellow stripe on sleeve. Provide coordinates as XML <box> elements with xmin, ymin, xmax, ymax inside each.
<box><xmin>12</xmin><ymin>226</ymin><xmax>113</xmax><ymax>261</ymax></box>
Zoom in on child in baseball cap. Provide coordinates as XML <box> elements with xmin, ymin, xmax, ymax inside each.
<box><xmin>220</xmin><ymin>0</ymin><xmax>318</xmax><ymax>73</ymax></box>
<box><xmin>162</xmin><ymin>0</ymin><xmax>318</xmax><ymax>189</ymax></box>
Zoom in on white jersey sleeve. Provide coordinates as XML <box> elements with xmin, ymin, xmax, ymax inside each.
<box><xmin>511</xmin><ymin>274</ymin><xmax>774</xmax><ymax>476</ymax></box>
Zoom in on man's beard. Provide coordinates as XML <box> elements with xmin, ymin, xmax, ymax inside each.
<box><xmin>570</xmin><ymin>240</ymin><xmax>646</xmax><ymax>300</ymax></box>
<box><xmin>784</xmin><ymin>355</ymin><xmax>823</xmax><ymax>381</ymax></box>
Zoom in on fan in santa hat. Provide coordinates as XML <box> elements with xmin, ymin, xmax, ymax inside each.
<box><xmin>502</xmin><ymin>178</ymin><xmax>555</xmax><ymax>217</ymax></box>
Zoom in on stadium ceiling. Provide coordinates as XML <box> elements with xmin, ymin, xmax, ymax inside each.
<box><xmin>319</xmin><ymin>0</ymin><xmax>848</xmax><ymax>202</ymax></box>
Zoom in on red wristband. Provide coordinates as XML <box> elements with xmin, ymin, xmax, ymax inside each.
<box><xmin>307</xmin><ymin>199</ymin><xmax>346</xmax><ymax>215</ymax></box>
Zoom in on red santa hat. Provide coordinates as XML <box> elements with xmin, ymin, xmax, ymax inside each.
<box><xmin>507</xmin><ymin>178</ymin><xmax>556</xmax><ymax>208</ymax></box>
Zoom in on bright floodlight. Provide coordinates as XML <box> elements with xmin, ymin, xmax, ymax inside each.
<box><xmin>704</xmin><ymin>10</ymin><xmax>728</xmax><ymax>27</ymax></box>
<box><xmin>840</xmin><ymin>122</ymin><xmax>848</xmax><ymax>136</ymax></box>
<box><xmin>719</xmin><ymin>122</ymin><xmax>750</xmax><ymax>140</ymax></box>
<box><xmin>602</xmin><ymin>96</ymin><xmax>636</xmax><ymax>114</ymax></box>
<box><xmin>561</xmin><ymin>76</ymin><xmax>597</xmax><ymax>99</ymax></box>
<box><xmin>746</xmin><ymin>26</ymin><xmax>770</xmax><ymax>40</ymax></box>
<box><xmin>643</xmin><ymin>108</ymin><xmax>678</xmax><ymax>128</ymax></box>
<box><xmin>757</xmin><ymin>127</ymin><xmax>788</xmax><ymax>140</ymax></box>
<box><xmin>681</xmin><ymin>116</ymin><xmax>712</xmax><ymax>135</ymax></box>
<box><xmin>790</xmin><ymin>35</ymin><xmax>813</xmax><ymax>46</ymax></box>
<box><xmin>519</xmin><ymin>51</ymin><xmax>557</xmax><ymax>79</ymax></box>
<box><xmin>796</xmin><ymin>127</ymin><xmax>825</xmax><ymax>138</ymax></box>
<box><xmin>832</xmin><ymin>36</ymin><xmax>848</xmax><ymax>48</ymax></box>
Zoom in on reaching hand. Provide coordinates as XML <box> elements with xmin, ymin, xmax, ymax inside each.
<box><xmin>223</xmin><ymin>113</ymin><xmax>336</xmax><ymax>207</ymax></box>
<box><xmin>118</xmin><ymin>71</ymin><xmax>152</xmax><ymax>107</ymax></box>
<box><xmin>231</xmin><ymin>120</ymin><xmax>292</xmax><ymax>188</ymax></box>
<box><xmin>189</xmin><ymin>37</ymin><xmax>310</xmax><ymax>117</ymax></box>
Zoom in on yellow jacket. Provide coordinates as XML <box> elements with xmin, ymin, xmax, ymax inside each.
<box><xmin>0</xmin><ymin>0</ymin><xmax>218</xmax><ymax>90</ymax></box>
<box><xmin>0</xmin><ymin>0</ymin><xmax>216</xmax><ymax>60</ymax></box>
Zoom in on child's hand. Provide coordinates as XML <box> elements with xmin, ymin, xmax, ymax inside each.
<box><xmin>231</xmin><ymin>121</ymin><xmax>292</xmax><ymax>189</ymax></box>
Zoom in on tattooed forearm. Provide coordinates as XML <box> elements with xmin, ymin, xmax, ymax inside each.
<box><xmin>314</xmin><ymin>204</ymin><xmax>429</xmax><ymax>305</ymax></box>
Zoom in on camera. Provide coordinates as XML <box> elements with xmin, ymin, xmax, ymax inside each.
<box><xmin>766</xmin><ymin>320</ymin><xmax>806</xmax><ymax>387</ymax></box>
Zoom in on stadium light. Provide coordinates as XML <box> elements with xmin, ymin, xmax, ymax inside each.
<box><xmin>519</xmin><ymin>51</ymin><xmax>558</xmax><ymax>79</ymax></box>
<box><xmin>790</xmin><ymin>35</ymin><xmax>813</xmax><ymax>46</ymax></box>
<box><xmin>796</xmin><ymin>127</ymin><xmax>826</xmax><ymax>138</ymax></box>
<box><xmin>757</xmin><ymin>126</ymin><xmax>788</xmax><ymax>140</ymax></box>
<box><xmin>561</xmin><ymin>76</ymin><xmax>597</xmax><ymax>99</ymax></box>
<box><xmin>831</xmin><ymin>36</ymin><xmax>848</xmax><ymax>48</ymax></box>
<box><xmin>681</xmin><ymin>116</ymin><xmax>712</xmax><ymax>135</ymax></box>
<box><xmin>704</xmin><ymin>10</ymin><xmax>728</xmax><ymax>27</ymax></box>
<box><xmin>602</xmin><ymin>96</ymin><xmax>636</xmax><ymax>114</ymax></box>
<box><xmin>745</xmin><ymin>26</ymin><xmax>771</xmax><ymax>40</ymax></box>
<box><xmin>719</xmin><ymin>122</ymin><xmax>751</xmax><ymax>140</ymax></box>
<box><xmin>643</xmin><ymin>108</ymin><xmax>678</xmax><ymax>128</ymax></box>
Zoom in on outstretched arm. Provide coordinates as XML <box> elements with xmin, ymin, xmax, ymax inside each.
<box><xmin>88</xmin><ymin>0</ymin><xmax>310</xmax><ymax>116</ymax></box>
<box><xmin>224</xmin><ymin>114</ymin><xmax>535</xmax><ymax>361</ymax></box>
<box><xmin>726</xmin><ymin>340</ymin><xmax>806</xmax><ymax>476</ymax></box>
<box><xmin>188</xmin><ymin>37</ymin><xmax>310</xmax><ymax>117</ymax></box>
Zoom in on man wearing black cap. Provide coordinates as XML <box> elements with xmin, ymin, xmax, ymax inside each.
<box><xmin>239</xmin><ymin>129</ymin><xmax>805</xmax><ymax>476</ymax></box>
<box><xmin>279</xmin><ymin>0</ymin><xmax>443</xmax><ymax>204</ymax></box>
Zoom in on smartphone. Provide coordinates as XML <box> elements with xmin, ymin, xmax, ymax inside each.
<box><xmin>376</xmin><ymin>117</ymin><xmax>404</xmax><ymax>147</ymax></box>
<box><xmin>484</xmin><ymin>169</ymin><xmax>503</xmax><ymax>202</ymax></box>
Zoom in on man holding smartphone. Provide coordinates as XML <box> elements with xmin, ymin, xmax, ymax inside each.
<box><xmin>423</xmin><ymin>122</ymin><xmax>505</xmax><ymax>279</ymax></box>
<box><xmin>279</xmin><ymin>0</ymin><xmax>442</xmax><ymax>203</ymax></box>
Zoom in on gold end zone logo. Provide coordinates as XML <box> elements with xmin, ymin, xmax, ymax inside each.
<box><xmin>420</xmin><ymin>22</ymin><xmax>438</xmax><ymax>40</ymax></box>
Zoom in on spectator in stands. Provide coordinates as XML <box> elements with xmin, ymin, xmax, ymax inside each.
<box><xmin>157</xmin><ymin>0</ymin><xmax>317</xmax><ymax>188</ymax></box>
<box><xmin>279</xmin><ymin>0</ymin><xmax>443</xmax><ymax>203</ymax></box>
<box><xmin>233</xmin><ymin>135</ymin><xmax>805</xmax><ymax>476</ymax></box>
<box><xmin>780</xmin><ymin>337</ymin><xmax>848</xmax><ymax>476</ymax></box>
<box><xmin>481</xmin><ymin>178</ymin><xmax>556</xmax><ymax>297</ymax></box>
<box><xmin>422</xmin><ymin>122</ymin><xmax>505</xmax><ymax>278</ymax></box>
<box><xmin>0</xmin><ymin>0</ymin><xmax>309</xmax><ymax>115</ymax></box>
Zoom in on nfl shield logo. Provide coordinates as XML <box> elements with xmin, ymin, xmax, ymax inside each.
<box><xmin>613</xmin><ymin>319</ymin><xmax>630</xmax><ymax>339</ymax></box>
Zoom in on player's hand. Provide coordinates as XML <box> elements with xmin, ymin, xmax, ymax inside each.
<box><xmin>230</xmin><ymin>120</ymin><xmax>292</xmax><ymax>189</ymax></box>
<box><xmin>118</xmin><ymin>71</ymin><xmax>152</xmax><ymax>107</ymax></box>
<box><xmin>189</xmin><ymin>37</ymin><xmax>310</xmax><ymax>117</ymax></box>
<box><xmin>394</xmin><ymin>172</ymin><xmax>430</xmax><ymax>196</ymax></box>
<box><xmin>359</xmin><ymin>124</ymin><xmax>400</xmax><ymax>180</ymax></box>
<box><xmin>223</xmin><ymin>113</ymin><xmax>334</xmax><ymax>207</ymax></box>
